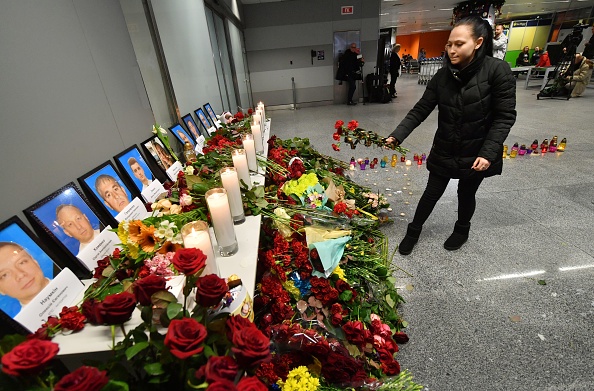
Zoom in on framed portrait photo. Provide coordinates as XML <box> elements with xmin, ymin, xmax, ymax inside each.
<box><xmin>114</xmin><ymin>146</ymin><xmax>157</xmax><ymax>194</ymax></box>
<box><xmin>203</xmin><ymin>103</ymin><xmax>218</xmax><ymax>124</ymax></box>
<box><xmin>78</xmin><ymin>161</ymin><xmax>144</xmax><ymax>223</ymax></box>
<box><xmin>194</xmin><ymin>107</ymin><xmax>213</xmax><ymax>133</ymax></box>
<box><xmin>0</xmin><ymin>217</ymin><xmax>63</xmax><ymax>319</ymax></box>
<box><xmin>169</xmin><ymin>123</ymin><xmax>195</xmax><ymax>148</ymax></box>
<box><xmin>140</xmin><ymin>136</ymin><xmax>184</xmax><ymax>182</ymax></box>
<box><xmin>24</xmin><ymin>183</ymin><xmax>104</xmax><ymax>276</ymax></box>
<box><xmin>0</xmin><ymin>216</ymin><xmax>85</xmax><ymax>333</ymax></box>
<box><xmin>182</xmin><ymin>113</ymin><xmax>203</xmax><ymax>140</ymax></box>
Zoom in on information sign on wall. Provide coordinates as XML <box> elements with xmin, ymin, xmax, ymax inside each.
<box><xmin>341</xmin><ymin>6</ymin><xmax>353</xmax><ymax>15</ymax></box>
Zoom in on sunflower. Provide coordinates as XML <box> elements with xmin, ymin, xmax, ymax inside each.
<box><xmin>157</xmin><ymin>241</ymin><xmax>183</xmax><ymax>254</ymax></box>
<box><xmin>137</xmin><ymin>225</ymin><xmax>158</xmax><ymax>253</ymax></box>
<box><xmin>128</xmin><ymin>221</ymin><xmax>146</xmax><ymax>243</ymax></box>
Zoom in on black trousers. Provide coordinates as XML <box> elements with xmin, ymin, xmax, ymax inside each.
<box><xmin>389</xmin><ymin>72</ymin><xmax>398</xmax><ymax>96</ymax></box>
<box><xmin>410</xmin><ymin>172</ymin><xmax>484</xmax><ymax>229</ymax></box>
<box><xmin>347</xmin><ymin>74</ymin><xmax>357</xmax><ymax>103</ymax></box>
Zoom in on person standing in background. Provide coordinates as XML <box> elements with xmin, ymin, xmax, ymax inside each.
<box><xmin>340</xmin><ymin>43</ymin><xmax>364</xmax><ymax>105</ymax></box>
<box><xmin>389</xmin><ymin>44</ymin><xmax>402</xmax><ymax>98</ymax></box>
<box><xmin>492</xmin><ymin>24</ymin><xmax>507</xmax><ymax>60</ymax></box>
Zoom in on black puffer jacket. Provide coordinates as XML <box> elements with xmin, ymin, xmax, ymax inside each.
<box><xmin>390</xmin><ymin>55</ymin><xmax>516</xmax><ymax>179</ymax></box>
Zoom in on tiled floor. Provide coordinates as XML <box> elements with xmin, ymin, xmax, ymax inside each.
<box><xmin>268</xmin><ymin>74</ymin><xmax>594</xmax><ymax>391</ymax></box>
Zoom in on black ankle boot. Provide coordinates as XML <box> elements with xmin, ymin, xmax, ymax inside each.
<box><xmin>398</xmin><ymin>224</ymin><xmax>422</xmax><ymax>255</ymax></box>
<box><xmin>444</xmin><ymin>221</ymin><xmax>471</xmax><ymax>251</ymax></box>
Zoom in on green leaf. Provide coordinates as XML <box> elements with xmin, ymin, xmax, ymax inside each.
<box><xmin>152</xmin><ymin>290</ymin><xmax>178</xmax><ymax>308</ymax></box>
<box><xmin>125</xmin><ymin>341</ymin><xmax>149</xmax><ymax>360</ymax></box>
<box><xmin>144</xmin><ymin>362</ymin><xmax>165</xmax><ymax>376</ymax></box>
<box><xmin>203</xmin><ymin>344</ymin><xmax>215</xmax><ymax>358</ymax></box>
<box><xmin>102</xmin><ymin>380</ymin><xmax>130</xmax><ymax>391</ymax></box>
<box><xmin>386</xmin><ymin>276</ymin><xmax>397</xmax><ymax>286</ymax></box>
<box><xmin>167</xmin><ymin>302</ymin><xmax>183</xmax><ymax>320</ymax></box>
<box><xmin>385</xmin><ymin>294</ymin><xmax>395</xmax><ymax>308</ymax></box>
<box><xmin>131</xmin><ymin>329</ymin><xmax>149</xmax><ymax>343</ymax></box>
<box><xmin>339</xmin><ymin>289</ymin><xmax>353</xmax><ymax>302</ymax></box>
<box><xmin>537</xmin><ymin>279</ymin><xmax>547</xmax><ymax>285</ymax></box>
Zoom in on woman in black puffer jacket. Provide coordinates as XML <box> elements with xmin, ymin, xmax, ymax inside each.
<box><xmin>386</xmin><ymin>15</ymin><xmax>517</xmax><ymax>255</ymax></box>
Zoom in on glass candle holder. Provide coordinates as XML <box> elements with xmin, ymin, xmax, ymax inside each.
<box><xmin>205</xmin><ymin>188</ymin><xmax>238</xmax><ymax>256</ymax></box>
<box><xmin>231</xmin><ymin>149</ymin><xmax>252</xmax><ymax>189</ymax></box>
<box><xmin>220</xmin><ymin>167</ymin><xmax>245</xmax><ymax>224</ymax></box>
<box><xmin>241</xmin><ymin>134</ymin><xmax>258</xmax><ymax>172</ymax></box>
<box><xmin>181</xmin><ymin>221</ymin><xmax>219</xmax><ymax>276</ymax></box>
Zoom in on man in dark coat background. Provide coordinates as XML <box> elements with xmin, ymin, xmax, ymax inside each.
<box><xmin>389</xmin><ymin>44</ymin><xmax>402</xmax><ymax>98</ymax></box>
<box><xmin>340</xmin><ymin>43</ymin><xmax>364</xmax><ymax>105</ymax></box>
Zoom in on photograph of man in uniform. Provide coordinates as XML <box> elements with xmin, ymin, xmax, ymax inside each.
<box><xmin>195</xmin><ymin>108</ymin><xmax>211</xmax><ymax>131</ymax></box>
<box><xmin>55</xmin><ymin>204</ymin><xmax>100</xmax><ymax>255</ymax></box>
<box><xmin>204</xmin><ymin>104</ymin><xmax>218</xmax><ymax>124</ymax></box>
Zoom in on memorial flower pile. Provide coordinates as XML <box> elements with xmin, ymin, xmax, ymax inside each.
<box><xmin>0</xmin><ymin>113</ymin><xmax>423</xmax><ymax>390</ymax></box>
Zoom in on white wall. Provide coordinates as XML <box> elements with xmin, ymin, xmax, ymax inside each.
<box><xmin>0</xmin><ymin>0</ymin><xmax>154</xmax><ymax>224</ymax></box>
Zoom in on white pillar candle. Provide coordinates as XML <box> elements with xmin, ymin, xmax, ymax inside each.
<box><xmin>205</xmin><ymin>188</ymin><xmax>238</xmax><ymax>256</ymax></box>
<box><xmin>242</xmin><ymin>134</ymin><xmax>257</xmax><ymax>172</ymax></box>
<box><xmin>231</xmin><ymin>149</ymin><xmax>252</xmax><ymax>189</ymax></box>
<box><xmin>220</xmin><ymin>167</ymin><xmax>245</xmax><ymax>224</ymax></box>
<box><xmin>252</xmin><ymin>113</ymin><xmax>261</xmax><ymax>126</ymax></box>
<box><xmin>257</xmin><ymin>109</ymin><xmax>265</xmax><ymax>136</ymax></box>
<box><xmin>181</xmin><ymin>222</ymin><xmax>219</xmax><ymax>276</ymax></box>
<box><xmin>251</xmin><ymin>123</ymin><xmax>264</xmax><ymax>153</ymax></box>
<box><xmin>405</xmin><ymin>159</ymin><xmax>412</xmax><ymax>166</ymax></box>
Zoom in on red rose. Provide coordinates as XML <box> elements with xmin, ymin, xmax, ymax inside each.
<box><xmin>81</xmin><ymin>298</ymin><xmax>101</xmax><ymax>325</ymax></box>
<box><xmin>93</xmin><ymin>257</ymin><xmax>110</xmax><ymax>279</ymax></box>
<box><xmin>342</xmin><ymin>320</ymin><xmax>366</xmax><ymax>346</ymax></box>
<box><xmin>133</xmin><ymin>274</ymin><xmax>167</xmax><ymax>306</ymax></box>
<box><xmin>226</xmin><ymin>314</ymin><xmax>255</xmax><ymax>342</ymax></box>
<box><xmin>208</xmin><ymin>380</ymin><xmax>237</xmax><ymax>391</ymax></box>
<box><xmin>203</xmin><ymin>355</ymin><xmax>239</xmax><ymax>382</ymax></box>
<box><xmin>237</xmin><ymin>376</ymin><xmax>268</xmax><ymax>391</ymax></box>
<box><xmin>95</xmin><ymin>292</ymin><xmax>137</xmax><ymax>325</ymax></box>
<box><xmin>195</xmin><ymin>274</ymin><xmax>228</xmax><ymax>307</ymax></box>
<box><xmin>171</xmin><ymin>248</ymin><xmax>207</xmax><ymax>276</ymax></box>
<box><xmin>1</xmin><ymin>339</ymin><xmax>59</xmax><ymax>376</ymax></box>
<box><xmin>58</xmin><ymin>306</ymin><xmax>86</xmax><ymax>331</ymax></box>
<box><xmin>332</xmin><ymin>132</ymin><xmax>341</xmax><ymax>141</ymax></box>
<box><xmin>381</xmin><ymin>359</ymin><xmax>401</xmax><ymax>376</ymax></box>
<box><xmin>54</xmin><ymin>366</ymin><xmax>109</xmax><ymax>391</ymax></box>
<box><xmin>334</xmin><ymin>279</ymin><xmax>351</xmax><ymax>293</ymax></box>
<box><xmin>334</xmin><ymin>120</ymin><xmax>344</xmax><ymax>129</ymax></box>
<box><xmin>393</xmin><ymin>331</ymin><xmax>409</xmax><ymax>344</ymax></box>
<box><xmin>165</xmin><ymin>318</ymin><xmax>207</xmax><ymax>359</ymax></box>
<box><xmin>231</xmin><ymin>327</ymin><xmax>271</xmax><ymax>368</ymax></box>
<box><xmin>331</xmin><ymin>312</ymin><xmax>343</xmax><ymax>326</ymax></box>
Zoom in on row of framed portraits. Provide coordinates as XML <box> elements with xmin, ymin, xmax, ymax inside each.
<box><xmin>171</xmin><ymin>103</ymin><xmax>222</xmax><ymax>150</ymax></box>
<box><xmin>0</xmin><ymin>103</ymin><xmax>223</xmax><ymax>335</ymax></box>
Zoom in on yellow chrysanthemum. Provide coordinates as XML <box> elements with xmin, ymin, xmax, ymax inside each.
<box><xmin>277</xmin><ymin>366</ymin><xmax>320</xmax><ymax>391</ymax></box>
<box><xmin>332</xmin><ymin>265</ymin><xmax>347</xmax><ymax>282</ymax></box>
<box><xmin>117</xmin><ymin>221</ymin><xmax>129</xmax><ymax>245</ymax></box>
<box><xmin>282</xmin><ymin>280</ymin><xmax>301</xmax><ymax>300</ymax></box>
<box><xmin>127</xmin><ymin>242</ymin><xmax>139</xmax><ymax>259</ymax></box>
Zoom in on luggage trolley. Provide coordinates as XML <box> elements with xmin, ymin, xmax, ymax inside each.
<box><xmin>418</xmin><ymin>58</ymin><xmax>443</xmax><ymax>85</ymax></box>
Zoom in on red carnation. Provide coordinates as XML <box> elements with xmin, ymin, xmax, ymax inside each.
<box><xmin>334</xmin><ymin>120</ymin><xmax>344</xmax><ymax>129</ymax></box>
<box><xmin>332</xmin><ymin>132</ymin><xmax>341</xmax><ymax>141</ymax></box>
<box><xmin>332</xmin><ymin>143</ymin><xmax>340</xmax><ymax>151</ymax></box>
<box><xmin>347</xmin><ymin>120</ymin><xmax>359</xmax><ymax>130</ymax></box>
<box><xmin>58</xmin><ymin>306</ymin><xmax>86</xmax><ymax>332</ymax></box>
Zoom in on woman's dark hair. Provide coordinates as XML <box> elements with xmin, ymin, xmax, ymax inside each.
<box><xmin>455</xmin><ymin>15</ymin><xmax>494</xmax><ymax>58</ymax></box>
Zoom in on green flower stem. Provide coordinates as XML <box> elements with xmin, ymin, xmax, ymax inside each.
<box><xmin>111</xmin><ymin>325</ymin><xmax>116</xmax><ymax>349</ymax></box>
<box><xmin>35</xmin><ymin>375</ymin><xmax>47</xmax><ymax>389</ymax></box>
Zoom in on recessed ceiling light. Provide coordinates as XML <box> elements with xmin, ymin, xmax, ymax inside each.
<box><xmin>380</xmin><ymin>13</ymin><xmax>389</xmax><ymax>15</ymax></box>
